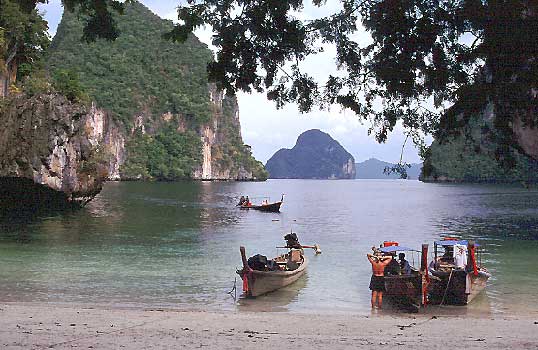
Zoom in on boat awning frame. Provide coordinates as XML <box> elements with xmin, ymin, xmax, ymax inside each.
<box><xmin>434</xmin><ymin>240</ymin><xmax>480</xmax><ymax>247</ymax></box>
<box><xmin>379</xmin><ymin>246</ymin><xmax>419</xmax><ymax>253</ymax></box>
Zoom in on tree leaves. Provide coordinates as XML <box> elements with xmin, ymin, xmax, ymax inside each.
<box><xmin>47</xmin><ymin>3</ymin><xmax>213</xmax><ymax>127</ymax></box>
<box><xmin>165</xmin><ymin>0</ymin><xmax>538</xmax><ymax>162</ymax></box>
<box><xmin>122</xmin><ymin>128</ymin><xmax>202</xmax><ymax>181</ymax></box>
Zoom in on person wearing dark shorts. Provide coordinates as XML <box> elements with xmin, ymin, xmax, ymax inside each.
<box><xmin>367</xmin><ymin>253</ymin><xmax>392</xmax><ymax>308</ymax></box>
<box><xmin>369</xmin><ymin>275</ymin><xmax>385</xmax><ymax>292</ymax></box>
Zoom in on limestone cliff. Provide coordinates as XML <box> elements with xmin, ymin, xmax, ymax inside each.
<box><xmin>265</xmin><ymin>129</ymin><xmax>356</xmax><ymax>179</ymax></box>
<box><xmin>124</xmin><ymin>86</ymin><xmax>266</xmax><ymax>181</ymax></box>
<box><xmin>0</xmin><ymin>94</ymin><xmax>121</xmax><ymax>207</ymax></box>
<box><xmin>421</xmin><ymin>101</ymin><xmax>538</xmax><ymax>183</ymax></box>
<box><xmin>45</xmin><ymin>2</ymin><xmax>266</xmax><ymax>183</ymax></box>
<box><xmin>192</xmin><ymin>86</ymin><xmax>265</xmax><ymax>180</ymax></box>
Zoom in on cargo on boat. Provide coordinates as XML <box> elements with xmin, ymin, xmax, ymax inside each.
<box><xmin>237</xmin><ymin>233</ymin><xmax>318</xmax><ymax>297</ymax></box>
<box><xmin>428</xmin><ymin>239</ymin><xmax>491</xmax><ymax>305</ymax></box>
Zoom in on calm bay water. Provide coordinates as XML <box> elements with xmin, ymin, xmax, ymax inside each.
<box><xmin>0</xmin><ymin>180</ymin><xmax>537</xmax><ymax>316</ymax></box>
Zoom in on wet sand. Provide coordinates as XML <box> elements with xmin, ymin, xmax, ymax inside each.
<box><xmin>1</xmin><ymin>303</ymin><xmax>537</xmax><ymax>349</ymax></box>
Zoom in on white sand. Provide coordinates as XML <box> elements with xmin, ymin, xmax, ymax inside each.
<box><xmin>1</xmin><ymin>303</ymin><xmax>537</xmax><ymax>349</ymax></box>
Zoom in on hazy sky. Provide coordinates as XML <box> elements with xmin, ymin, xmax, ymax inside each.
<box><xmin>40</xmin><ymin>0</ymin><xmax>427</xmax><ymax>164</ymax></box>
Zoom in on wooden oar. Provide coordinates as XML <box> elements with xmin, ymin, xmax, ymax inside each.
<box><xmin>276</xmin><ymin>244</ymin><xmax>322</xmax><ymax>254</ymax></box>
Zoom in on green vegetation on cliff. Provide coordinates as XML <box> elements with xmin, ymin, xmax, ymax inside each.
<box><xmin>422</xmin><ymin>113</ymin><xmax>538</xmax><ymax>183</ymax></box>
<box><xmin>44</xmin><ymin>1</ymin><xmax>266</xmax><ymax>181</ymax></box>
<box><xmin>122</xmin><ymin>126</ymin><xmax>202</xmax><ymax>181</ymax></box>
<box><xmin>47</xmin><ymin>2</ymin><xmax>213</xmax><ymax>127</ymax></box>
<box><xmin>212</xmin><ymin>96</ymin><xmax>268</xmax><ymax>180</ymax></box>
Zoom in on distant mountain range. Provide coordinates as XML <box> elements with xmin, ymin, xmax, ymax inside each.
<box><xmin>355</xmin><ymin>158</ymin><xmax>422</xmax><ymax>180</ymax></box>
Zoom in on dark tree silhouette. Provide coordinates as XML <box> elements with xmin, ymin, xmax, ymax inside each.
<box><xmin>166</xmin><ymin>0</ymin><xmax>538</xmax><ymax>155</ymax></box>
<box><xmin>1</xmin><ymin>0</ymin><xmax>130</xmax><ymax>96</ymax></box>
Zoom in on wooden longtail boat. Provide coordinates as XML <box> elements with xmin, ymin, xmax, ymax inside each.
<box><xmin>237</xmin><ymin>233</ymin><xmax>318</xmax><ymax>298</ymax></box>
<box><xmin>238</xmin><ymin>195</ymin><xmax>284</xmax><ymax>213</ymax></box>
<box><xmin>428</xmin><ymin>239</ymin><xmax>491</xmax><ymax>305</ymax></box>
<box><xmin>376</xmin><ymin>243</ymin><xmax>430</xmax><ymax>312</ymax></box>
<box><xmin>237</xmin><ymin>246</ymin><xmax>308</xmax><ymax>297</ymax></box>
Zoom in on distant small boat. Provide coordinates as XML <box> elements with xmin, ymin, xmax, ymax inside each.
<box><xmin>237</xmin><ymin>195</ymin><xmax>284</xmax><ymax>213</ymax></box>
<box><xmin>428</xmin><ymin>239</ymin><xmax>491</xmax><ymax>305</ymax></box>
<box><xmin>237</xmin><ymin>233</ymin><xmax>319</xmax><ymax>297</ymax></box>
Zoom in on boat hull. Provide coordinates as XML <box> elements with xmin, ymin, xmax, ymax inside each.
<box><xmin>428</xmin><ymin>268</ymin><xmax>490</xmax><ymax>305</ymax></box>
<box><xmin>239</xmin><ymin>256</ymin><xmax>307</xmax><ymax>297</ymax></box>
<box><xmin>239</xmin><ymin>201</ymin><xmax>282</xmax><ymax>212</ymax></box>
<box><xmin>383</xmin><ymin>272</ymin><xmax>424</xmax><ymax>311</ymax></box>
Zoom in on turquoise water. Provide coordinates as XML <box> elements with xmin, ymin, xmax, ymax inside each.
<box><xmin>0</xmin><ymin>180</ymin><xmax>537</xmax><ymax>316</ymax></box>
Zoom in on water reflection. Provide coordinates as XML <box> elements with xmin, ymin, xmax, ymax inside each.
<box><xmin>236</xmin><ymin>274</ymin><xmax>309</xmax><ymax>312</ymax></box>
<box><xmin>0</xmin><ymin>180</ymin><xmax>537</xmax><ymax>316</ymax></box>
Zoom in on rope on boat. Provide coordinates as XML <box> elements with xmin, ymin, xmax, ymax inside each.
<box><xmin>226</xmin><ymin>276</ymin><xmax>237</xmax><ymax>301</ymax></box>
<box><xmin>440</xmin><ymin>269</ymin><xmax>454</xmax><ymax>306</ymax></box>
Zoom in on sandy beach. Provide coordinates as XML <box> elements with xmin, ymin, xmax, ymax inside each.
<box><xmin>1</xmin><ymin>303</ymin><xmax>537</xmax><ymax>349</ymax></box>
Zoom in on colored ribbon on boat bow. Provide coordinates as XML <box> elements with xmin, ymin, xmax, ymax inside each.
<box><xmin>242</xmin><ymin>268</ymin><xmax>254</xmax><ymax>293</ymax></box>
<box><xmin>469</xmin><ymin>245</ymin><xmax>479</xmax><ymax>276</ymax></box>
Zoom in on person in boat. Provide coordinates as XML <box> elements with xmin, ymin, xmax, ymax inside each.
<box><xmin>367</xmin><ymin>253</ymin><xmax>393</xmax><ymax>309</ymax></box>
<box><xmin>245</xmin><ymin>196</ymin><xmax>251</xmax><ymax>206</ymax></box>
<box><xmin>384</xmin><ymin>253</ymin><xmax>401</xmax><ymax>276</ymax></box>
<box><xmin>398</xmin><ymin>253</ymin><xmax>412</xmax><ymax>275</ymax></box>
<box><xmin>440</xmin><ymin>245</ymin><xmax>455</xmax><ymax>264</ymax></box>
<box><xmin>238</xmin><ymin>195</ymin><xmax>246</xmax><ymax>206</ymax></box>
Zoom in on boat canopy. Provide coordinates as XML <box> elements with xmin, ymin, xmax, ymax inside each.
<box><xmin>434</xmin><ymin>240</ymin><xmax>480</xmax><ymax>247</ymax></box>
<box><xmin>379</xmin><ymin>246</ymin><xmax>418</xmax><ymax>253</ymax></box>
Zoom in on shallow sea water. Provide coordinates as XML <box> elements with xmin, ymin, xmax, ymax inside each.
<box><xmin>0</xmin><ymin>180</ymin><xmax>537</xmax><ymax>316</ymax></box>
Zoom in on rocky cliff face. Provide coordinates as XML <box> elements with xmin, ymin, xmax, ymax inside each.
<box><xmin>120</xmin><ymin>85</ymin><xmax>265</xmax><ymax>181</ymax></box>
<box><xmin>192</xmin><ymin>86</ymin><xmax>260</xmax><ymax>180</ymax></box>
<box><xmin>0</xmin><ymin>94</ymin><xmax>121</xmax><ymax>207</ymax></box>
<box><xmin>421</xmin><ymin>101</ymin><xmax>538</xmax><ymax>183</ymax></box>
<box><xmin>513</xmin><ymin>116</ymin><xmax>538</xmax><ymax>161</ymax></box>
<box><xmin>44</xmin><ymin>2</ymin><xmax>266</xmax><ymax>183</ymax></box>
<box><xmin>265</xmin><ymin>129</ymin><xmax>356</xmax><ymax>179</ymax></box>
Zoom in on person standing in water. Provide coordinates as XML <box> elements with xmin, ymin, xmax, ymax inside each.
<box><xmin>367</xmin><ymin>253</ymin><xmax>393</xmax><ymax>309</ymax></box>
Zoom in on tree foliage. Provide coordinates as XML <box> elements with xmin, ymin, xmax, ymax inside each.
<box><xmin>51</xmin><ymin>69</ymin><xmax>89</xmax><ymax>103</ymax></box>
<box><xmin>47</xmin><ymin>2</ymin><xmax>213</xmax><ymax>127</ymax></box>
<box><xmin>0</xmin><ymin>0</ymin><xmax>49</xmax><ymax>95</ymax></box>
<box><xmin>121</xmin><ymin>127</ymin><xmax>202</xmax><ymax>181</ymax></box>
<box><xmin>167</xmin><ymin>0</ymin><xmax>538</xmax><ymax>150</ymax></box>
<box><xmin>421</xmin><ymin>114</ymin><xmax>538</xmax><ymax>183</ymax></box>
<box><xmin>1</xmin><ymin>0</ymin><xmax>130</xmax><ymax>96</ymax></box>
<box><xmin>3</xmin><ymin>1</ymin><xmax>268</xmax><ymax>182</ymax></box>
